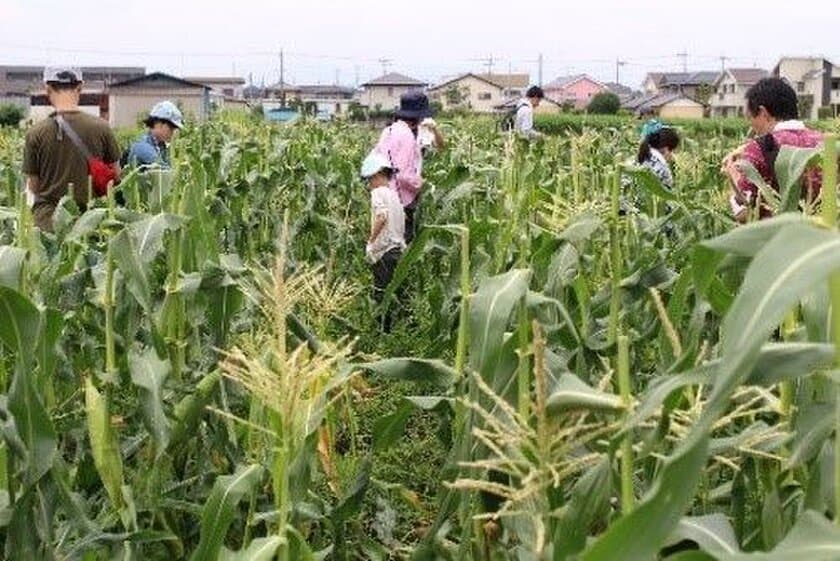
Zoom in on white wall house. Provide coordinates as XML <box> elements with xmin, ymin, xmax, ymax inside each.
<box><xmin>359</xmin><ymin>72</ymin><xmax>427</xmax><ymax>112</ymax></box>
<box><xmin>709</xmin><ymin>68</ymin><xmax>769</xmax><ymax>118</ymax></box>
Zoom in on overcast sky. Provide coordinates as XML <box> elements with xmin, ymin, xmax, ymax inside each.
<box><xmin>3</xmin><ymin>0</ymin><xmax>839</xmax><ymax>88</ymax></box>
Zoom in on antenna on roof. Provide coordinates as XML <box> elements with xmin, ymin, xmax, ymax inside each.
<box><xmin>377</xmin><ymin>58</ymin><xmax>392</xmax><ymax>75</ymax></box>
<box><xmin>676</xmin><ymin>51</ymin><xmax>689</xmax><ymax>72</ymax></box>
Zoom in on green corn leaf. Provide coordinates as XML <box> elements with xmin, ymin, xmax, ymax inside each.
<box><xmin>218</xmin><ymin>537</ymin><xmax>282</xmax><ymax>561</ymax></box>
<box><xmin>719</xmin><ymin>511</ymin><xmax>840</xmax><ymax>560</ymax></box>
<box><xmin>189</xmin><ymin>464</ymin><xmax>264</xmax><ymax>561</ymax></box>
<box><xmin>110</xmin><ymin>229</ymin><xmax>153</xmax><ymax>313</ymax></box>
<box><xmin>546</xmin><ymin>373</ymin><xmax>624</xmax><ymax>414</ymax></box>
<box><xmin>702</xmin><ymin>213</ymin><xmax>810</xmax><ymax>258</ymax></box>
<box><xmin>129</xmin><ymin>212</ymin><xmax>185</xmax><ymax>264</ymax></box>
<box><xmin>128</xmin><ymin>347</ymin><xmax>172</xmax><ymax>454</ymax></box>
<box><xmin>359</xmin><ymin>358</ymin><xmax>458</xmax><ymax>389</ymax></box>
<box><xmin>0</xmin><ymin>245</ymin><xmax>26</xmax><ymax>290</ymax></box>
<box><xmin>552</xmin><ymin>458</ymin><xmax>612</xmax><ymax>560</ymax></box>
<box><xmin>774</xmin><ymin>146</ymin><xmax>821</xmax><ymax>213</ymax></box>
<box><xmin>664</xmin><ymin>514</ymin><xmax>739</xmax><ymax>558</ymax></box>
<box><xmin>469</xmin><ymin>269</ymin><xmax>531</xmax><ymax>380</ymax></box>
<box><xmin>84</xmin><ymin>378</ymin><xmax>125</xmax><ymax>514</ymax></box>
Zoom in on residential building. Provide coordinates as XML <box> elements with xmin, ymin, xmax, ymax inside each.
<box><xmin>107</xmin><ymin>72</ymin><xmax>211</xmax><ymax>128</ymax></box>
<box><xmin>359</xmin><ymin>72</ymin><xmax>427</xmax><ymax>112</ymax></box>
<box><xmin>0</xmin><ymin>65</ymin><xmax>144</xmax><ymax>93</ymax></box>
<box><xmin>475</xmin><ymin>73</ymin><xmax>529</xmax><ymax>99</ymax></box>
<box><xmin>642</xmin><ymin>71</ymin><xmax>719</xmax><ymax>102</ymax></box>
<box><xmin>185</xmin><ymin>76</ymin><xmax>247</xmax><ymax>99</ymax></box>
<box><xmin>262</xmin><ymin>84</ymin><xmax>356</xmax><ymax>118</ymax></box>
<box><xmin>544</xmin><ymin>74</ymin><xmax>607</xmax><ymax>110</ymax></box>
<box><xmin>429</xmin><ymin>73</ymin><xmax>509</xmax><ymax>113</ymax></box>
<box><xmin>773</xmin><ymin>57</ymin><xmax>840</xmax><ymax>119</ymax></box>
<box><xmin>29</xmin><ymin>82</ymin><xmax>107</xmax><ymax>121</ymax></box>
<box><xmin>623</xmin><ymin>92</ymin><xmax>705</xmax><ymax>119</ymax></box>
<box><xmin>709</xmin><ymin>68</ymin><xmax>769</xmax><ymax>118</ymax></box>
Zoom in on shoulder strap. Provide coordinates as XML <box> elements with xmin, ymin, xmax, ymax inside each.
<box><xmin>55</xmin><ymin>114</ymin><xmax>92</xmax><ymax>160</ymax></box>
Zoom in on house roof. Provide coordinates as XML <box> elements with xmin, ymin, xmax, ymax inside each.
<box><xmin>185</xmin><ymin>76</ymin><xmax>246</xmax><ymax>86</ymax></box>
<box><xmin>623</xmin><ymin>91</ymin><xmax>702</xmax><ymax>112</ymax></box>
<box><xmin>361</xmin><ymin>72</ymin><xmax>426</xmax><ymax>87</ymax></box>
<box><xmin>296</xmin><ymin>84</ymin><xmax>357</xmax><ymax>96</ymax></box>
<box><xmin>476</xmin><ymin>73</ymin><xmax>529</xmax><ymax>89</ymax></box>
<box><xmin>605</xmin><ymin>82</ymin><xmax>634</xmax><ymax>96</ymax></box>
<box><xmin>429</xmin><ymin>73</ymin><xmax>505</xmax><ymax>92</ymax></box>
<box><xmin>658</xmin><ymin>71</ymin><xmax>719</xmax><ymax>87</ymax></box>
<box><xmin>108</xmin><ymin>72</ymin><xmax>209</xmax><ymax>90</ymax></box>
<box><xmin>727</xmin><ymin>68</ymin><xmax>769</xmax><ymax>84</ymax></box>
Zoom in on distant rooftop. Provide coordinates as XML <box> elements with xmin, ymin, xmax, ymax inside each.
<box><xmin>361</xmin><ymin>72</ymin><xmax>427</xmax><ymax>87</ymax></box>
<box><xmin>185</xmin><ymin>76</ymin><xmax>246</xmax><ymax>86</ymax></box>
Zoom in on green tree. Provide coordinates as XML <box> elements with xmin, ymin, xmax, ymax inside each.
<box><xmin>0</xmin><ymin>103</ymin><xmax>25</xmax><ymax>127</ymax></box>
<box><xmin>587</xmin><ymin>92</ymin><xmax>621</xmax><ymax>115</ymax></box>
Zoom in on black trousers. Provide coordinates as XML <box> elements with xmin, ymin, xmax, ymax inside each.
<box><xmin>372</xmin><ymin>248</ymin><xmax>402</xmax><ymax>331</ymax></box>
<box><xmin>404</xmin><ymin>204</ymin><xmax>418</xmax><ymax>244</ymax></box>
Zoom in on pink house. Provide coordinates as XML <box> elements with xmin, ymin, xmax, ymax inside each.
<box><xmin>544</xmin><ymin>74</ymin><xmax>607</xmax><ymax>110</ymax></box>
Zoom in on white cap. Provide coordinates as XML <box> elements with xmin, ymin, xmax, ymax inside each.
<box><xmin>360</xmin><ymin>151</ymin><xmax>393</xmax><ymax>179</ymax></box>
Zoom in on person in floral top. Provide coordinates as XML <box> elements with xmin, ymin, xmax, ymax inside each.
<box><xmin>722</xmin><ymin>77</ymin><xmax>823</xmax><ymax>222</ymax></box>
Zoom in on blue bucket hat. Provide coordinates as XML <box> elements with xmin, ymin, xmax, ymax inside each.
<box><xmin>395</xmin><ymin>90</ymin><xmax>434</xmax><ymax>120</ymax></box>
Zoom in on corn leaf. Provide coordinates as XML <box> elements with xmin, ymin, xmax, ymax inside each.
<box><xmin>189</xmin><ymin>464</ymin><xmax>264</xmax><ymax>561</ymax></box>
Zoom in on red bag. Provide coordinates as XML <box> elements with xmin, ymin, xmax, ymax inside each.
<box><xmin>55</xmin><ymin>114</ymin><xmax>117</xmax><ymax>197</ymax></box>
<box><xmin>86</xmin><ymin>157</ymin><xmax>118</xmax><ymax>197</ymax></box>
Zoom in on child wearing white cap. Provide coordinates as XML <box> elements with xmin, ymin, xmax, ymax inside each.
<box><xmin>361</xmin><ymin>151</ymin><xmax>406</xmax><ymax>331</ymax></box>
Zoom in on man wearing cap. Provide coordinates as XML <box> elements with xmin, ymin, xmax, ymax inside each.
<box><xmin>23</xmin><ymin>67</ymin><xmax>121</xmax><ymax>231</ymax></box>
<box><xmin>126</xmin><ymin>101</ymin><xmax>184</xmax><ymax>169</ymax></box>
<box><xmin>374</xmin><ymin>91</ymin><xmax>435</xmax><ymax>244</ymax></box>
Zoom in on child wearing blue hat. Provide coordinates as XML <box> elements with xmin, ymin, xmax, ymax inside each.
<box><xmin>637</xmin><ymin>119</ymin><xmax>680</xmax><ymax>190</ymax></box>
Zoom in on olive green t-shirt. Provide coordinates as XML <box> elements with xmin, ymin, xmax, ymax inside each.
<box><xmin>22</xmin><ymin>110</ymin><xmax>120</xmax><ymax>208</ymax></box>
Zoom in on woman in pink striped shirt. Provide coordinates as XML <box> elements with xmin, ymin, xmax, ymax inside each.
<box><xmin>374</xmin><ymin>91</ymin><xmax>436</xmax><ymax>243</ymax></box>
<box><xmin>722</xmin><ymin>77</ymin><xmax>823</xmax><ymax>222</ymax></box>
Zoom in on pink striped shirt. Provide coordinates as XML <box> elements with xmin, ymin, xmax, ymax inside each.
<box><xmin>375</xmin><ymin>120</ymin><xmax>423</xmax><ymax>207</ymax></box>
<box><xmin>736</xmin><ymin>122</ymin><xmax>823</xmax><ymax>217</ymax></box>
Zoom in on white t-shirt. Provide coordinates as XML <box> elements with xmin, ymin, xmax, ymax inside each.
<box><xmin>367</xmin><ymin>186</ymin><xmax>406</xmax><ymax>263</ymax></box>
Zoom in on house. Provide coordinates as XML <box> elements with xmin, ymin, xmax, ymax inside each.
<box><xmin>107</xmin><ymin>72</ymin><xmax>211</xmax><ymax>128</ymax></box>
<box><xmin>29</xmin><ymin>82</ymin><xmax>108</xmax><ymax>121</ymax></box>
<box><xmin>429</xmin><ymin>73</ymin><xmax>508</xmax><ymax>113</ymax></box>
<box><xmin>709</xmin><ymin>68</ymin><xmax>769</xmax><ymax>118</ymax></box>
<box><xmin>623</xmin><ymin>92</ymin><xmax>705</xmax><ymax>119</ymax></box>
<box><xmin>643</xmin><ymin>71</ymin><xmax>719</xmax><ymax>102</ymax></box>
<box><xmin>296</xmin><ymin>85</ymin><xmax>357</xmax><ymax>117</ymax></box>
<box><xmin>544</xmin><ymin>74</ymin><xmax>607</xmax><ymax>110</ymax></box>
<box><xmin>0</xmin><ymin>65</ymin><xmax>144</xmax><ymax>94</ymax></box>
<box><xmin>476</xmin><ymin>73</ymin><xmax>529</xmax><ymax>99</ymax></box>
<box><xmin>495</xmin><ymin>96</ymin><xmax>563</xmax><ymax>115</ymax></box>
<box><xmin>773</xmin><ymin>57</ymin><xmax>840</xmax><ymax>119</ymax></box>
<box><xmin>359</xmin><ymin>72</ymin><xmax>427</xmax><ymax>112</ymax></box>
<box><xmin>185</xmin><ymin>76</ymin><xmax>246</xmax><ymax>99</ymax></box>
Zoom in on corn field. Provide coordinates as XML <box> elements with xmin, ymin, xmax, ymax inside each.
<box><xmin>0</xmin><ymin>113</ymin><xmax>839</xmax><ymax>560</ymax></box>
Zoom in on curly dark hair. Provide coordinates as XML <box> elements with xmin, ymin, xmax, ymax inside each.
<box><xmin>746</xmin><ymin>77</ymin><xmax>799</xmax><ymax>121</ymax></box>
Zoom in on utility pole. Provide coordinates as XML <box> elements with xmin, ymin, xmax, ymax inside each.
<box><xmin>279</xmin><ymin>48</ymin><xmax>286</xmax><ymax>106</ymax></box>
<box><xmin>538</xmin><ymin>53</ymin><xmax>544</xmax><ymax>86</ymax></box>
<box><xmin>676</xmin><ymin>51</ymin><xmax>688</xmax><ymax>72</ymax></box>
<box><xmin>335</xmin><ymin>68</ymin><xmax>340</xmax><ymax>86</ymax></box>
<box><xmin>719</xmin><ymin>55</ymin><xmax>729</xmax><ymax>73</ymax></box>
<box><xmin>615</xmin><ymin>58</ymin><xmax>627</xmax><ymax>84</ymax></box>
<box><xmin>354</xmin><ymin>65</ymin><xmax>360</xmax><ymax>88</ymax></box>
<box><xmin>485</xmin><ymin>54</ymin><xmax>495</xmax><ymax>75</ymax></box>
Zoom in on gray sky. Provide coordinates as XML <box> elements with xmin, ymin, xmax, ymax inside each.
<box><xmin>3</xmin><ymin>0</ymin><xmax>839</xmax><ymax>88</ymax></box>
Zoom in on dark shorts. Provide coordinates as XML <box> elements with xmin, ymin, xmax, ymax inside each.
<box><xmin>372</xmin><ymin>247</ymin><xmax>402</xmax><ymax>302</ymax></box>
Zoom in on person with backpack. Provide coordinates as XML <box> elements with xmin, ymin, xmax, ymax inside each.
<box><xmin>374</xmin><ymin>90</ymin><xmax>434</xmax><ymax>244</ymax></box>
<box><xmin>511</xmin><ymin>86</ymin><xmax>545</xmax><ymax>139</ymax></box>
<box><xmin>722</xmin><ymin>77</ymin><xmax>823</xmax><ymax>222</ymax></box>
<box><xmin>23</xmin><ymin>67</ymin><xmax>121</xmax><ymax>232</ymax></box>
<box><xmin>125</xmin><ymin>101</ymin><xmax>184</xmax><ymax>169</ymax></box>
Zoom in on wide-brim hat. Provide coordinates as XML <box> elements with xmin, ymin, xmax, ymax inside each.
<box><xmin>395</xmin><ymin>90</ymin><xmax>434</xmax><ymax>120</ymax></box>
